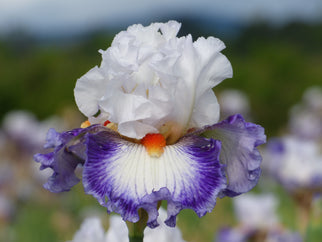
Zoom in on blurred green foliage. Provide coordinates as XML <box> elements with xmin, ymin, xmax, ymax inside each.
<box><xmin>0</xmin><ymin>31</ymin><xmax>114</xmax><ymax>122</ymax></box>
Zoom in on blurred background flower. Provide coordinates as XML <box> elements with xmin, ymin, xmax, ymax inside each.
<box><xmin>216</xmin><ymin>193</ymin><xmax>302</xmax><ymax>242</ymax></box>
<box><xmin>265</xmin><ymin>136</ymin><xmax>322</xmax><ymax>193</ymax></box>
<box><xmin>261</xmin><ymin>85</ymin><xmax>322</xmax><ymax>237</ymax></box>
<box><xmin>68</xmin><ymin>208</ymin><xmax>186</xmax><ymax>242</ymax></box>
<box><xmin>288</xmin><ymin>86</ymin><xmax>322</xmax><ymax>141</ymax></box>
<box><xmin>1</xmin><ymin>0</ymin><xmax>322</xmax><ymax>241</ymax></box>
<box><xmin>217</xmin><ymin>89</ymin><xmax>252</xmax><ymax>120</ymax></box>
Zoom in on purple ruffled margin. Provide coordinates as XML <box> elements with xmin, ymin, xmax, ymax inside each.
<box><xmin>83</xmin><ymin>131</ymin><xmax>226</xmax><ymax>228</ymax></box>
<box><xmin>34</xmin><ymin>114</ymin><xmax>265</xmax><ymax>228</ymax></box>
<box><xmin>33</xmin><ymin>125</ymin><xmax>105</xmax><ymax>192</ymax></box>
<box><xmin>191</xmin><ymin>114</ymin><xmax>266</xmax><ymax>197</ymax></box>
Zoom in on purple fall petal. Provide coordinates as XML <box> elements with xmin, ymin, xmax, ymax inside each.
<box><xmin>34</xmin><ymin>125</ymin><xmax>105</xmax><ymax>192</ymax></box>
<box><xmin>201</xmin><ymin>114</ymin><xmax>266</xmax><ymax>197</ymax></box>
<box><xmin>83</xmin><ymin>131</ymin><xmax>226</xmax><ymax>228</ymax></box>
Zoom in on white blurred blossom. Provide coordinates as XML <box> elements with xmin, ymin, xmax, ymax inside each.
<box><xmin>68</xmin><ymin>208</ymin><xmax>186</xmax><ymax>242</ymax></box>
<box><xmin>234</xmin><ymin>193</ymin><xmax>279</xmax><ymax>229</ymax></box>
<box><xmin>218</xmin><ymin>89</ymin><xmax>251</xmax><ymax>120</ymax></box>
<box><xmin>216</xmin><ymin>193</ymin><xmax>302</xmax><ymax>242</ymax></box>
<box><xmin>265</xmin><ymin>136</ymin><xmax>322</xmax><ymax>192</ymax></box>
<box><xmin>68</xmin><ymin>217</ymin><xmax>106</xmax><ymax>242</ymax></box>
<box><xmin>2</xmin><ymin>110</ymin><xmax>65</xmax><ymax>152</ymax></box>
<box><xmin>289</xmin><ymin>86</ymin><xmax>322</xmax><ymax>141</ymax></box>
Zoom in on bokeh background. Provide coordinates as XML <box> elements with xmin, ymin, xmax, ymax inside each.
<box><xmin>0</xmin><ymin>0</ymin><xmax>321</xmax><ymax>241</ymax></box>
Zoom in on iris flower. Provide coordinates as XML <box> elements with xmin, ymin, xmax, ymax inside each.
<box><xmin>34</xmin><ymin>21</ymin><xmax>265</xmax><ymax>229</ymax></box>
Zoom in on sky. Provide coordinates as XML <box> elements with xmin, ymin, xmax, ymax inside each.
<box><xmin>0</xmin><ymin>0</ymin><xmax>321</xmax><ymax>36</ymax></box>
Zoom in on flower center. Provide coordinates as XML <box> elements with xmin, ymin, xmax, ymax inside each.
<box><xmin>140</xmin><ymin>133</ymin><xmax>166</xmax><ymax>158</ymax></box>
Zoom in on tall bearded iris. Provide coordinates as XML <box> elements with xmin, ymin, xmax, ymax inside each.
<box><xmin>34</xmin><ymin>21</ymin><xmax>266</xmax><ymax>232</ymax></box>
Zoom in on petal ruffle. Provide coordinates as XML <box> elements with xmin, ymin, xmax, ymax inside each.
<box><xmin>75</xmin><ymin>21</ymin><xmax>233</xmax><ymax>140</ymax></box>
<box><xmin>74</xmin><ymin>66</ymin><xmax>109</xmax><ymax>117</ymax></box>
<box><xmin>34</xmin><ymin>125</ymin><xmax>105</xmax><ymax>192</ymax></box>
<box><xmin>83</xmin><ymin>131</ymin><xmax>226</xmax><ymax>228</ymax></box>
<box><xmin>201</xmin><ymin>114</ymin><xmax>266</xmax><ymax>197</ymax></box>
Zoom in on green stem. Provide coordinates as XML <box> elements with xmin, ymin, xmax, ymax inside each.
<box><xmin>129</xmin><ymin>236</ymin><xmax>144</xmax><ymax>242</ymax></box>
<box><xmin>127</xmin><ymin>209</ymin><xmax>148</xmax><ymax>242</ymax></box>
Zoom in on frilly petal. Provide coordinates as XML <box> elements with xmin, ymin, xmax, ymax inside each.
<box><xmin>193</xmin><ymin>36</ymin><xmax>233</xmax><ymax>91</ymax></box>
<box><xmin>189</xmin><ymin>89</ymin><xmax>220</xmax><ymax>128</ymax></box>
<box><xmin>99</xmin><ymin>91</ymin><xmax>163</xmax><ymax>139</ymax></box>
<box><xmin>74</xmin><ymin>66</ymin><xmax>108</xmax><ymax>117</ymax></box>
<box><xmin>79</xmin><ymin>21</ymin><xmax>233</xmax><ymax>139</ymax></box>
<box><xmin>34</xmin><ymin>125</ymin><xmax>105</xmax><ymax>192</ymax></box>
<box><xmin>170</xmin><ymin>34</ymin><xmax>233</xmax><ymax>130</ymax></box>
<box><xmin>159</xmin><ymin>20</ymin><xmax>181</xmax><ymax>40</ymax></box>
<box><xmin>83</xmin><ymin>131</ymin><xmax>226</xmax><ymax>228</ymax></box>
<box><xmin>201</xmin><ymin>114</ymin><xmax>266</xmax><ymax>197</ymax></box>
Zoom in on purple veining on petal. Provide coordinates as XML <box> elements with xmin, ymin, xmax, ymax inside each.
<box><xmin>34</xmin><ymin>125</ymin><xmax>105</xmax><ymax>193</ymax></box>
<box><xmin>83</xmin><ymin>131</ymin><xmax>226</xmax><ymax>228</ymax></box>
<box><xmin>199</xmin><ymin>114</ymin><xmax>266</xmax><ymax>197</ymax></box>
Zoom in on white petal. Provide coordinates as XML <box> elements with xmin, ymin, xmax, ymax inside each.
<box><xmin>193</xmin><ymin>36</ymin><xmax>233</xmax><ymax>95</ymax></box>
<box><xmin>189</xmin><ymin>89</ymin><xmax>220</xmax><ymax>129</ymax></box>
<box><xmin>74</xmin><ymin>66</ymin><xmax>108</xmax><ymax>117</ymax></box>
<box><xmin>159</xmin><ymin>20</ymin><xmax>181</xmax><ymax>40</ymax></box>
<box><xmin>74</xmin><ymin>21</ymin><xmax>233</xmax><ymax>139</ymax></box>
<box><xmin>99</xmin><ymin>90</ymin><xmax>167</xmax><ymax>139</ymax></box>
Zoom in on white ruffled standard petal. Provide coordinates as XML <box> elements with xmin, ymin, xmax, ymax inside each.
<box><xmin>82</xmin><ymin>131</ymin><xmax>226</xmax><ymax>228</ymax></box>
<box><xmin>168</xmin><ymin>34</ymin><xmax>233</xmax><ymax>131</ymax></box>
<box><xmin>98</xmin><ymin>89</ymin><xmax>166</xmax><ymax>139</ymax></box>
<box><xmin>74</xmin><ymin>21</ymin><xmax>233</xmax><ymax>140</ymax></box>
<box><xmin>74</xmin><ymin>66</ymin><xmax>111</xmax><ymax>118</ymax></box>
<box><xmin>189</xmin><ymin>89</ymin><xmax>220</xmax><ymax>129</ymax></box>
<box><xmin>193</xmin><ymin>36</ymin><xmax>233</xmax><ymax>94</ymax></box>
